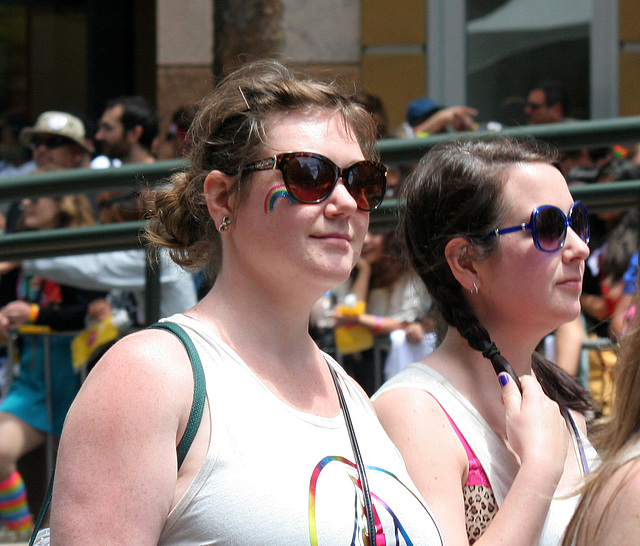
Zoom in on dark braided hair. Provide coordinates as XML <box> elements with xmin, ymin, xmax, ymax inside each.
<box><xmin>400</xmin><ymin>136</ymin><xmax>592</xmax><ymax>413</ymax></box>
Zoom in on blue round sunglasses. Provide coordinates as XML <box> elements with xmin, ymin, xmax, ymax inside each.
<box><xmin>483</xmin><ymin>201</ymin><xmax>590</xmax><ymax>252</ymax></box>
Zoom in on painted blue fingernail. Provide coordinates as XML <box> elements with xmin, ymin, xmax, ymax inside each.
<box><xmin>499</xmin><ymin>374</ymin><xmax>509</xmax><ymax>387</ymax></box>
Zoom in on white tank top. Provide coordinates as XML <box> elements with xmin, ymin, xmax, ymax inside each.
<box><xmin>374</xmin><ymin>363</ymin><xmax>599</xmax><ymax>546</ymax></box>
<box><xmin>158</xmin><ymin>314</ymin><xmax>443</xmax><ymax>545</ymax></box>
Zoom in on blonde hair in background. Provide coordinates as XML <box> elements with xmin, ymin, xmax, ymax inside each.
<box><xmin>56</xmin><ymin>194</ymin><xmax>96</xmax><ymax>228</ymax></box>
<box><xmin>562</xmin><ymin>288</ymin><xmax>640</xmax><ymax>544</ymax></box>
<box><xmin>17</xmin><ymin>165</ymin><xmax>96</xmax><ymax>230</ymax></box>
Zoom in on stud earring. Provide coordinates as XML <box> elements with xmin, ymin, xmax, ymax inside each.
<box><xmin>218</xmin><ymin>216</ymin><xmax>231</xmax><ymax>232</ymax></box>
<box><xmin>471</xmin><ymin>282</ymin><xmax>479</xmax><ymax>294</ymax></box>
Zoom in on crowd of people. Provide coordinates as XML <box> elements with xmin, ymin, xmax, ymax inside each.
<box><xmin>0</xmin><ymin>60</ymin><xmax>638</xmax><ymax>544</ymax></box>
<box><xmin>0</xmin><ymin>95</ymin><xmax>198</xmax><ymax>541</ymax></box>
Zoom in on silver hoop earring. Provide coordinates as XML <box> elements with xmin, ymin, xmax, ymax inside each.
<box><xmin>471</xmin><ymin>282</ymin><xmax>479</xmax><ymax>295</ymax></box>
<box><xmin>218</xmin><ymin>216</ymin><xmax>231</xmax><ymax>232</ymax></box>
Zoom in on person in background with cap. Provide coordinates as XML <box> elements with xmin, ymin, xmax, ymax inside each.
<box><xmin>394</xmin><ymin>97</ymin><xmax>479</xmax><ymax>138</ymax></box>
<box><xmin>0</xmin><ymin>111</ymin><xmax>93</xmax><ymax>237</ymax></box>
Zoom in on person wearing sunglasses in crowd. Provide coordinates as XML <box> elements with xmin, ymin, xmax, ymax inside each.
<box><xmin>372</xmin><ymin>137</ymin><xmax>597</xmax><ymax>545</ymax></box>
<box><xmin>19</xmin><ymin>111</ymin><xmax>93</xmax><ymax>171</ymax></box>
<box><xmin>14</xmin><ymin>189</ymin><xmax>197</xmax><ymax>343</ymax></box>
<box><xmin>46</xmin><ymin>60</ymin><xmax>443</xmax><ymax>544</ymax></box>
<box><xmin>0</xmin><ymin>111</ymin><xmax>94</xmax><ymax>239</ymax></box>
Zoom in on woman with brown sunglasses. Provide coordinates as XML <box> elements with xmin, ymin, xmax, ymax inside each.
<box><xmin>47</xmin><ymin>60</ymin><xmax>443</xmax><ymax>545</ymax></box>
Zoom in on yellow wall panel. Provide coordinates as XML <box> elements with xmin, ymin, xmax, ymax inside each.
<box><xmin>362</xmin><ymin>0</ymin><xmax>425</xmax><ymax>45</ymax></box>
<box><xmin>619</xmin><ymin>52</ymin><xmax>640</xmax><ymax>116</ymax></box>
<box><xmin>361</xmin><ymin>54</ymin><xmax>427</xmax><ymax>132</ymax></box>
<box><xmin>619</xmin><ymin>0</ymin><xmax>640</xmax><ymax>42</ymax></box>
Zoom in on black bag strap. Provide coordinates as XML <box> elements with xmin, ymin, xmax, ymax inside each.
<box><xmin>29</xmin><ymin>321</ymin><xmax>206</xmax><ymax>545</ymax></box>
<box><xmin>327</xmin><ymin>364</ymin><xmax>377</xmax><ymax>545</ymax></box>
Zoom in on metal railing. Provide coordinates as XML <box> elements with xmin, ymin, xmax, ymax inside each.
<box><xmin>2</xmin><ymin>116</ymin><xmax>640</xmax><ymax>322</ymax></box>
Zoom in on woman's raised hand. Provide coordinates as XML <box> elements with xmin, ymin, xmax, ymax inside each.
<box><xmin>499</xmin><ymin>372</ymin><xmax>569</xmax><ymax>483</ymax></box>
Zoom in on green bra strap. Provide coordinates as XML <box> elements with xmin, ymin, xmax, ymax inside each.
<box><xmin>148</xmin><ymin>321</ymin><xmax>207</xmax><ymax>469</ymax></box>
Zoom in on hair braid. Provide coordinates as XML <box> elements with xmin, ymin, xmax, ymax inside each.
<box><xmin>433</xmin><ymin>283</ymin><xmax>521</xmax><ymax>387</ymax></box>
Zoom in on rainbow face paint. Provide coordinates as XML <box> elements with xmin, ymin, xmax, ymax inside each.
<box><xmin>264</xmin><ymin>184</ymin><xmax>296</xmax><ymax>213</ymax></box>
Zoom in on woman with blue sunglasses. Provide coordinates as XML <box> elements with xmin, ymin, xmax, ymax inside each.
<box><xmin>373</xmin><ymin>137</ymin><xmax>597</xmax><ymax>545</ymax></box>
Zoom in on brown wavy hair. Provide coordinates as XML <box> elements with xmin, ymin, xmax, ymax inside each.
<box><xmin>56</xmin><ymin>194</ymin><xmax>96</xmax><ymax>228</ymax></box>
<box><xmin>145</xmin><ymin>59</ymin><xmax>379</xmax><ymax>280</ymax></box>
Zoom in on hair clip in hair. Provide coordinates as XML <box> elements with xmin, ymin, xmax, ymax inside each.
<box><xmin>238</xmin><ymin>87</ymin><xmax>251</xmax><ymax>110</ymax></box>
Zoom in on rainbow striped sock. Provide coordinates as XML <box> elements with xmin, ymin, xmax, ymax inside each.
<box><xmin>0</xmin><ymin>471</ymin><xmax>32</xmax><ymax>531</ymax></box>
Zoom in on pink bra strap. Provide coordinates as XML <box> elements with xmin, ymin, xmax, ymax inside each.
<box><xmin>437</xmin><ymin>401</ymin><xmax>491</xmax><ymax>487</ymax></box>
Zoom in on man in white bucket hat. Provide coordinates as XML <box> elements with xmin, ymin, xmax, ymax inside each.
<box><xmin>19</xmin><ymin>111</ymin><xmax>93</xmax><ymax>170</ymax></box>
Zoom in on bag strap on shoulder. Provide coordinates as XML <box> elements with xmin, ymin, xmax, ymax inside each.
<box><xmin>147</xmin><ymin>321</ymin><xmax>207</xmax><ymax>468</ymax></box>
<box><xmin>29</xmin><ymin>321</ymin><xmax>206</xmax><ymax>545</ymax></box>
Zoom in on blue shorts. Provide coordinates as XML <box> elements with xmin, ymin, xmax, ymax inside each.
<box><xmin>1</xmin><ymin>334</ymin><xmax>80</xmax><ymax>435</ymax></box>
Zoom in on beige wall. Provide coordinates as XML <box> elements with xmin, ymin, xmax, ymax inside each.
<box><xmin>154</xmin><ymin>0</ymin><xmax>640</xmax><ymax>143</ymax></box>
<box><xmin>281</xmin><ymin>0</ymin><xmax>360</xmax><ymax>64</ymax></box>
<box><xmin>155</xmin><ymin>0</ymin><xmax>215</xmax><ymax>158</ymax></box>
<box><xmin>362</xmin><ymin>54</ymin><xmax>425</xmax><ymax>134</ymax></box>
<box><xmin>151</xmin><ymin>0</ymin><xmax>640</xmax><ymax>153</ymax></box>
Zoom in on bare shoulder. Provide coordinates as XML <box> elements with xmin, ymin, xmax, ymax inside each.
<box><xmin>51</xmin><ymin>329</ymin><xmax>201</xmax><ymax>542</ymax></box>
<box><xmin>373</xmin><ymin>384</ymin><xmax>470</xmax><ymax>545</ymax></box>
<box><xmin>372</xmin><ymin>385</ymin><xmax>466</xmax><ymax>474</ymax></box>
<box><xmin>70</xmin><ymin>328</ymin><xmax>196</xmax><ymax>432</ymax></box>
<box><xmin>373</xmin><ymin>385</ymin><xmax>447</xmax><ymax>429</ymax></box>
<box><xmin>91</xmin><ymin>329</ymin><xmax>193</xmax><ymax>387</ymax></box>
<box><xmin>589</xmin><ymin>456</ymin><xmax>640</xmax><ymax>544</ymax></box>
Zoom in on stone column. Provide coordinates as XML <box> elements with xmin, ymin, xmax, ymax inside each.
<box><xmin>214</xmin><ymin>0</ymin><xmax>283</xmax><ymax>77</ymax></box>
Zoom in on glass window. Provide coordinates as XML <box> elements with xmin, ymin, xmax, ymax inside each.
<box><xmin>465</xmin><ymin>0</ymin><xmax>592</xmax><ymax>126</ymax></box>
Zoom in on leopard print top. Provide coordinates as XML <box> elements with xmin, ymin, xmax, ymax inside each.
<box><xmin>464</xmin><ymin>484</ymin><xmax>497</xmax><ymax>544</ymax></box>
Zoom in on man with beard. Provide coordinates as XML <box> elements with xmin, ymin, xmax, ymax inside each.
<box><xmin>94</xmin><ymin>96</ymin><xmax>158</xmax><ymax>165</ymax></box>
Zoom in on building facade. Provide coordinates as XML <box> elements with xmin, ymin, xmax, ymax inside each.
<box><xmin>0</xmin><ymin>0</ymin><xmax>638</xmax><ymax>154</ymax></box>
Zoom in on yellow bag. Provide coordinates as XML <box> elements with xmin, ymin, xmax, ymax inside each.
<box><xmin>334</xmin><ymin>299</ymin><xmax>374</xmax><ymax>354</ymax></box>
<box><xmin>71</xmin><ymin>315</ymin><xmax>119</xmax><ymax>371</ymax></box>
